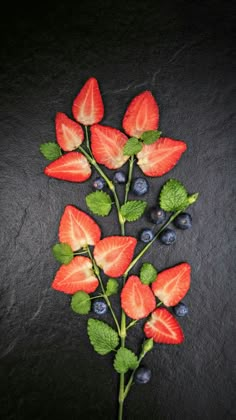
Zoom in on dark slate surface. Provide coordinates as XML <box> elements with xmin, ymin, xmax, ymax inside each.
<box><xmin>0</xmin><ymin>2</ymin><xmax>235</xmax><ymax>419</ymax></box>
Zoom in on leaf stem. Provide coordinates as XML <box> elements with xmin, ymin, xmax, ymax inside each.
<box><xmin>126</xmin><ymin>319</ymin><xmax>138</xmax><ymax>330</ymax></box>
<box><xmin>86</xmin><ymin>246</ymin><xmax>121</xmax><ymax>335</ymax></box>
<box><xmin>124</xmin><ymin>156</ymin><xmax>134</xmax><ymax>203</ymax></box>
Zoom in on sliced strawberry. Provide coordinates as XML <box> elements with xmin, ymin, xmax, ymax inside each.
<box><xmin>91</xmin><ymin>124</ymin><xmax>129</xmax><ymax>169</ymax></box>
<box><xmin>52</xmin><ymin>256</ymin><xmax>99</xmax><ymax>294</ymax></box>
<box><xmin>55</xmin><ymin>112</ymin><xmax>84</xmax><ymax>151</ymax></box>
<box><xmin>152</xmin><ymin>263</ymin><xmax>191</xmax><ymax>306</ymax></box>
<box><xmin>144</xmin><ymin>308</ymin><xmax>184</xmax><ymax>344</ymax></box>
<box><xmin>59</xmin><ymin>205</ymin><xmax>101</xmax><ymax>252</ymax></box>
<box><xmin>44</xmin><ymin>152</ymin><xmax>91</xmax><ymax>182</ymax></box>
<box><xmin>137</xmin><ymin>137</ymin><xmax>187</xmax><ymax>177</ymax></box>
<box><xmin>121</xmin><ymin>276</ymin><xmax>156</xmax><ymax>320</ymax></box>
<box><xmin>94</xmin><ymin>236</ymin><xmax>137</xmax><ymax>277</ymax></box>
<box><xmin>72</xmin><ymin>77</ymin><xmax>104</xmax><ymax>126</ymax></box>
<box><xmin>122</xmin><ymin>91</ymin><xmax>159</xmax><ymax>138</ymax></box>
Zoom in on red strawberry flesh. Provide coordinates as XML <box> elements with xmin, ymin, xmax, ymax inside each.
<box><xmin>52</xmin><ymin>256</ymin><xmax>98</xmax><ymax>294</ymax></box>
<box><xmin>59</xmin><ymin>205</ymin><xmax>101</xmax><ymax>252</ymax></box>
<box><xmin>94</xmin><ymin>236</ymin><xmax>137</xmax><ymax>277</ymax></box>
<box><xmin>55</xmin><ymin>112</ymin><xmax>84</xmax><ymax>151</ymax></box>
<box><xmin>152</xmin><ymin>263</ymin><xmax>191</xmax><ymax>306</ymax></box>
<box><xmin>121</xmin><ymin>275</ymin><xmax>156</xmax><ymax>319</ymax></box>
<box><xmin>144</xmin><ymin>308</ymin><xmax>184</xmax><ymax>344</ymax></box>
<box><xmin>72</xmin><ymin>77</ymin><xmax>104</xmax><ymax>126</ymax></box>
<box><xmin>44</xmin><ymin>151</ymin><xmax>91</xmax><ymax>182</ymax></box>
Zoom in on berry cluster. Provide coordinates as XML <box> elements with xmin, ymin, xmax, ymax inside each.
<box><xmin>40</xmin><ymin>77</ymin><xmax>198</xmax><ymax>420</ymax></box>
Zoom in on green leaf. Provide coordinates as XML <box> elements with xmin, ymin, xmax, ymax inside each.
<box><xmin>141</xmin><ymin>130</ymin><xmax>162</xmax><ymax>145</ymax></box>
<box><xmin>140</xmin><ymin>263</ymin><xmax>157</xmax><ymax>285</ymax></box>
<box><xmin>52</xmin><ymin>243</ymin><xmax>74</xmax><ymax>265</ymax></box>
<box><xmin>71</xmin><ymin>291</ymin><xmax>91</xmax><ymax>315</ymax></box>
<box><xmin>123</xmin><ymin>137</ymin><xmax>142</xmax><ymax>156</ymax></box>
<box><xmin>159</xmin><ymin>179</ymin><xmax>189</xmax><ymax>212</ymax></box>
<box><xmin>40</xmin><ymin>142</ymin><xmax>61</xmax><ymax>160</ymax></box>
<box><xmin>87</xmin><ymin>319</ymin><xmax>119</xmax><ymax>355</ymax></box>
<box><xmin>114</xmin><ymin>347</ymin><xmax>139</xmax><ymax>374</ymax></box>
<box><xmin>187</xmin><ymin>192</ymin><xmax>199</xmax><ymax>205</ymax></box>
<box><xmin>141</xmin><ymin>338</ymin><xmax>154</xmax><ymax>355</ymax></box>
<box><xmin>86</xmin><ymin>191</ymin><xmax>112</xmax><ymax>216</ymax></box>
<box><xmin>106</xmin><ymin>278</ymin><xmax>119</xmax><ymax>296</ymax></box>
<box><xmin>120</xmin><ymin>200</ymin><xmax>147</xmax><ymax>222</ymax></box>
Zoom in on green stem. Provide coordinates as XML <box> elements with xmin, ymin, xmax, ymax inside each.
<box><xmin>124</xmin><ymin>210</ymin><xmax>182</xmax><ymax>276</ymax></box>
<box><xmin>86</xmin><ymin>247</ymin><xmax>121</xmax><ymax>335</ymax></box>
<box><xmin>124</xmin><ymin>156</ymin><xmax>134</xmax><ymax>203</ymax></box>
<box><xmin>126</xmin><ymin>319</ymin><xmax>138</xmax><ymax>330</ymax></box>
<box><xmin>84</xmin><ymin>125</ymin><xmax>92</xmax><ymax>153</ymax></box>
<box><xmin>123</xmin><ymin>353</ymin><xmax>144</xmax><ymax>400</ymax></box>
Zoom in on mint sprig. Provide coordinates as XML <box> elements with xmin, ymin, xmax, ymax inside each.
<box><xmin>123</xmin><ymin>137</ymin><xmax>142</xmax><ymax>156</ymax></box>
<box><xmin>52</xmin><ymin>243</ymin><xmax>74</xmax><ymax>265</ymax></box>
<box><xmin>106</xmin><ymin>278</ymin><xmax>119</xmax><ymax>296</ymax></box>
<box><xmin>87</xmin><ymin>319</ymin><xmax>119</xmax><ymax>355</ymax></box>
<box><xmin>159</xmin><ymin>179</ymin><xmax>189</xmax><ymax>212</ymax></box>
<box><xmin>140</xmin><ymin>263</ymin><xmax>157</xmax><ymax>285</ymax></box>
<box><xmin>40</xmin><ymin>142</ymin><xmax>61</xmax><ymax>160</ymax></box>
<box><xmin>140</xmin><ymin>130</ymin><xmax>162</xmax><ymax>144</ymax></box>
<box><xmin>114</xmin><ymin>347</ymin><xmax>139</xmax><ymax>374</ymax></box>
<box><xmin>86</xmin><ymin>191</ymin><xmax>112</xmax><ymax>216</ymax></box>
<box><xmin>120</xmin><ymin>200</ymin><xmax>147</xmax><ymax>222</ymax></box>
<box><xmin>71</xmin><ymin>291</ymin><xmax>91</xmax><ymax>315</ymax></box>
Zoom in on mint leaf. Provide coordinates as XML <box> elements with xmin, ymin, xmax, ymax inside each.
<box><xmin>159</xmin><ymin>179</ymin><xmax>188</xmax><ymax>212</ymax></box>
<box><xmin>141</xmin><ymin>338</ymin><xmax>154</xmax><ymax>355</ymax></box>
<box><xmin>52</xmin><ymin>243</ymin><xmax>74</xmax><ymax>265</ymax></box>
<box><xmin>140</xmin><ymin>263</ymin><xmax>157</xmax><ymax>285</ymax></box>
<box><xmin>87</xmin><ymin>319</ymin><xmax>119</xmax><ymax>355</ymax></box>
<box><xmin>187</xmin><ymin>192</ymin><xmax>199</xmax><ymax>205</ymax></box>
<box><xmin>120</xmin><ymin>200</ymin><xmax>147</xmax><ymax>222</ymax></box>
<box><xmin>86</xmin><ymin>191</ymin><xmax>112</xmax><ymax>216</ymax></box>
<box><xmin>114</xmin><ymin>347</ymin><xmax>139</xmax><ymax>374</ymax></box>
<box><xmin>123</xmin><ymin>137</ymin><xmax>142</xmax><ymax>156</ymax></box>
<box><xmin>106</xmin><ymin>278</ymin><xmax>119</xmax><ymax>296</ymax></box>
<box><xmin>71</xmin><ymin>291</ymin><xmax>91</xmax><ymax>315</ymax></box>
<box><xmin>40</xmin><ymin>142</ymin><xmax>61</xmax><ymax>160</ymax></box>
<box><xmin>141</xmin><ymin>130</ymin><xmax>162</xmax><ymax>145</ymax></box>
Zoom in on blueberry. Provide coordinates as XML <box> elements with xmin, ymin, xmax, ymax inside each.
<box><xmin>93</xmin><ymin>177</ymin><xmax>106</xmax><ymax>190</ymax></box>
<box><xmin>134</xmin><ymin>367</ymin><xmax>152</xmax><ymax>384</ymax></box>
<box><xmin>140</xmin><ymin>228</ymin><xmax>154</xmax><ymax>243</ymax></box>
<box><xmin>113</xmin><ymin>171</ymin><xmax>127</xmax><ymax>184</ymax></box>
<box><xmin>159</xmin><ymin>228</ymin><xmax>176</xmax><ymax>245</ymax></box>
<box><xmin>92</xmin><ymin>300</ymin><xmax>108</xmax><ymax>315</ymax></box>
<box><xmin>149</xmin><ymin>207</ymin><xmax>166</xmax><ymax>225</ymax></box>
<box><xmin>132</xmin><ymin>177</ymin><xmax>149</xmax><ymax>196</ymax></box>
<box><xmin>173</xmin><ymin>302</ymin><xmax>188</xmax><ymax>317</ymax></box>
<box><xmin>174</xmin><ymin>213</ymin><xmax>192</xmax><ymax>230</ymax></box>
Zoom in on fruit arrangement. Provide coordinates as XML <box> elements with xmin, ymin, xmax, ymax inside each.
<box><xmin>40</xmin><ymin>77</ymin><xmax>199</xmax><ymax>420</ymax></box>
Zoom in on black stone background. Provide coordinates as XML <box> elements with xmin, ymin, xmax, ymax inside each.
<box><xmin>0</xmin><ymin>1</ymin><xmax>235</xmax><ymax>419</ymax></box>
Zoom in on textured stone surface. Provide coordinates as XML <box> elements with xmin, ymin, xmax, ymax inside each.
<box><xmin>0</xmin><ymin>2</ymin><xmax>235</xmax><ymax>419</ymax></box>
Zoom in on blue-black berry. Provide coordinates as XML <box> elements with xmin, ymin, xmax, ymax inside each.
<box><xmin>113</xmin><ymin>171</ymin><xmax>127</xmax><ymax>184</ymax></box>
<box><xmin>134</xmin><ymin>367</ymin><xmax>152</xmax><ymax>384</ymax></box>
<box><xmin>140</xmin><ymin>228</ymin><xmax>154</xmax><ymax>243</ymax></box>
<box><xmin>92</xmin><ymin>300</ymin><xmax>108</xmax><ymax>315</ymax></box>
<box><xmin>159</xmin><ymin>228</ymin><xmax>176</xmax><ymax>245</ymax></box>
<box><xmin>149</xmin><ymin>207</ymin><xmax>166</xmax><ymax>225</ymax></box>
<box><xmin>132</xmin><ymin>177</ymin><xmax>149</xmax><ymax>196</ymax></box>
<box><xmin>93</xmin><ymin>177</ymin><xmax>106</xmax><ymax>190</ymax></box>
<box><xmin>173</xmin><ymin>302</ymin><xmax>188</xmax><ymax>317</ymax></box>
<box><xmin>174</xmin><ymin>213</ymin><xmax>192</xmax><ymax>230</ymax></box>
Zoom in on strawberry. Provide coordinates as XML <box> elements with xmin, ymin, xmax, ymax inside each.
<box><xmin>121</xmin><ymin>276</ymin><xmax>156</xmax><ymax>320</ymax></box>
<box><xmin>144</xmin><ymin>308</ymin><xmax>184</xmax><ymax>344</ymax></box>
<box><xmin>55</xmin><ymin>112</ymin><xmax>84</xmax><ymax>151</ymax></box>
<box><xmin>137</xmin><ymin>137</ymin><xmax>187</xmax><ymax>177</ymax></box>
<box><xmin>152</xmin><ymin>263</ymin><xmax>191</xmax><ymax>306</ymax></box>
<box><xmin>52</xmin><ymin>256</ymin><xmax>99</xmax><ymax>294</ymax></box>
<box><xmin>91</xmin><ymin>124</ymin><xmax>129</xmax><ymax>169</ymax></box>
<box><xmin>59</xmin><ymin>205</ymin><xmax>101</xmax><ymax>251</ymax></box>
<box><xmin>122</xmin><ymin>91</ymin><xmax>159</xmax><ymax>138</ymax></box>
<box><xmin>72</xmin><ymin>77</ymin><xmax>104</xmax><ymax>126</ymax></box>
<box><xmin>93</xmin><ymin>236</ymin><xmax>137</xmax><ymax>277</ymax></box>
<box><xmin>44</xmin><ymin>152</ymin><xmax>91</xmax><ymax>182</ymax></box>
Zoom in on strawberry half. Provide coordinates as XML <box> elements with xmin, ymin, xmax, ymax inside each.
<box><xmin>52</xmin><ymin>256</ymin><xmax>99</xmax><ymax>294</ymax></box>
<box><xmin>137</xmin><ymin>137</ymin><xmax>187</xmax><ymax>177</ymax></box>
<box><xmin>144</xmin><ymin>308</ymin><xmax>184</xmax><ymax>344</ymax></box>
<box><xmin>122</xmin><ymin>91</ymin><xmax>159</xmax><ymax>138</ymax></box>
<box><xmin>55</xmin><ymin>112</ymin><xmax>84</xmax><ymax>151</ymax></box>
<box><xmin>91</xmin><ymin>124</ymin><xmax>129</xmax><ymax>169</ymax></box>
<box><xmin>152</xmin><ymin>263</ymin><xmax>191</xmax><ymax>307</ymax></box>
<box><xmin>59</xmin><ymin>205</ymin><xmax>101</xmax><ymax>252</ymax></box>
<box><xmin>121</xmin><ymin>276</ymin><xmax>156</xmax><ymax>320</ymax></box>
<box><xmin>72</xmin><ymin>77</ymin><xmax>104</xmax><ymax>126</ymax></box>
<box><xmin>44</xmin><ymin>152</ymin><xmax>91</xmax><ymax>182</ymax></box>
<box><xmin>94</xmin><ymin>236</ymin><xmax>137</xmax><ymax>277</ymax></box>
